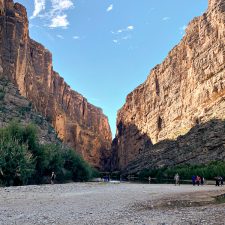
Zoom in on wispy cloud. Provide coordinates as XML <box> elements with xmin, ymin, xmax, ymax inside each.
<box><xmin>31</xmin><ymin>0</ymin><xmax>45</xmax><ymax>18</ymax></box>
<box><xmin>57</xmin><ymin>34</ymin><xmax>64</xmax><ymax>39</ymax></box>
<box><xmin>51</xmin><ymin>0</ymin><xmax>73</xmax><ymax>11</ymax></box>
<box><xmin>179</xmin><ymin>25</ymin><xmax>187</xmax><ymax>36</ymax></box>
<box><xmin>73</xmin><ymin>36</ymin><xmax>80</xmax><ymax>40</ymax></box>
<box><xmin>49</xmin><ymin>0</ymin><xmax>74</xmax><ymax>28</ymax></box>
<box><xmin>127</xmin><ymin>25</ymin><xmax>134</xmax><ymax>30</ymax></box>
<box><xmin>49</xmin><ymin>15</ymin><xmax>69</xmax><ymax>28</ymax></box>
<box><xmin>162</xmin><ymin>17</ymin><xmax>170</xmax><ymax>21</ymax></box>
<box><xmin>106</xmin><ymin>4</ymin><xmax>113</xmax><ymax>12</ymax></box>
<box><xmin>122</xmin><ymin>35</ymin><xmax>131</xmax><ymax>40</ymax></box>
<box><xmin>112</xmin><ymin>25</ymin><xmax>134</xmax><ymax>44</ymax></box>
<box><xmin>180</xmin><ymin>25</ymin><xmax>187</xmax><ymax>31</ymax></box>
<box><xmin>112</xmin><ymin>25</ymin><xmax>135</xmax><ymax>35</ymax></box>
<box><xmin>31</xmin><ymin>0</ymin><xmax>74</xmax><ymax>29</ymax></box>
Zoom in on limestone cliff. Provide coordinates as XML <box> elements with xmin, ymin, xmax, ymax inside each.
<box><xmin>0</xmin><ymin>0</ymin><xmax>112</xmax><ymax>169</ymax></box>
<box><xmin>113</xmin><ymin>0</ymin><xmax>225</xmax><ymax>171</ymax></box>
<box><xmin>0</xmin><ymin>78</ymin><xmax>60</xmax><ymax>145</ymax></box>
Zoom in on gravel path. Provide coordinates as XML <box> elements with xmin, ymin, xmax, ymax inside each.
<box><xmin>0</xmin><ymin>183</ymin><xmax>225</xmax><ymax>225</ymax></box>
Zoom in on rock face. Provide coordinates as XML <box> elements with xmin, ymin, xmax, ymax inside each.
<box><xmin>113</xmin><ymin>0</ymin><xmax>225</xmax><ymax>171</ymax></box>
<box><xmin>0</xmin><ymin>0</ymin><xmax>112</xmax><ymax>169</ymax></box>
<box><xmin>0</xmin><ymin>78</ymin><xmax>60</xmax><ymax>145</ymax></box>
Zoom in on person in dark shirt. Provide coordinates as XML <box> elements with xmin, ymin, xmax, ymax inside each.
<box><xmin>192</xmin><ymin>175</ymin><xmax>196</xmax><ymax>186</ymax></box>
<box><xmin>51</xmin><ymin>171</ymin><xmax>56</xmax><ymax>184</ymax></box>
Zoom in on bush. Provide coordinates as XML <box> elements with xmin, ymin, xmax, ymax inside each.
<box><xmin>0</xmin><ymin>121</ymin><xmax>98</xmax><ymax>186</ymax></box>
<box><xmin>63</xmin><ymin>149</ymin><xmax>93</xmax><ymax>182</ymax></box>
<box><xmin>35</xmin><ymin>144</ymin><xmax>65</xmax><ymax>183</ymax></box>
<box><xmin>0</xmin><ymin>138</ymin><xmax>35</xmax><ymax>186</ymax></box>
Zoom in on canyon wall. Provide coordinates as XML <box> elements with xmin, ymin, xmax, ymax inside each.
<box><xmin>0</xmin><ymin>0</ymin><xmax>112</xmax><ymax>169</ymax></box>
<box><xmin>113</xmin><ymin>0</ymin><xmax>225</xmax><ymax>171</ymax></box>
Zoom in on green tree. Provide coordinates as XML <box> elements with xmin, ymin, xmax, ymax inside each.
<box><xmin>0</xmin><ymin>138</ymin><xmax>35</xmax><ymax>186</ymax></box>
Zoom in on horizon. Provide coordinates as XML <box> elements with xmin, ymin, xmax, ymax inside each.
<box><xmin>15</xmin><ymin>0</ymin><xmax>208</xmax><ymax>137</ymax></box>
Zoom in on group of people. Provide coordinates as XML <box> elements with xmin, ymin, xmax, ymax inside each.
<box><xmin>215</xmin><ymin>176</ymin><xmax>224</xmax><ymax>186</ymax></box>
<box><xmin>192</xmin><ymin>175</ymin><xmax>204</xmax><ymax>186</ymax></box>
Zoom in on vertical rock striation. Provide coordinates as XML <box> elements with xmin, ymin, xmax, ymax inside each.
<box><xmin>113</xmin><ymin>0</ymin><xmax>225</xmax><ymax>171</ymax></box>
<box><xmin>0</xmin><ymin>0</ymin><xmax>112</xmax><ymax>169</ymax></box>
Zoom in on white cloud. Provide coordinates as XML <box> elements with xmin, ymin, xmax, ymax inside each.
<box><xmin>49</xmin><ymin>0</ymin><xmax>73</xmax><ymax>28</ymax></box>
<box><xmin>31</xmin><ymin>0</ymin><xmax>45</xmax><ymax>18</ymax></box>
<box><xmin>127</xmin><ymin>25</ymin><xmax>134</xmax><ymax>30</ymax></box>
<box><xmin>106</xmin><ymin>4</ymin><xmax>113</xmax><ymax>12</ymax></box>
<box><xmin>73</xmin><ymin>36</ymin><xmax>80</xmax><ymax>40</ymax></box>
<box><xmin>57</xmin><ymin>34</ymin><xmax>64</xmax><ymax>39</ymax></box>
<box><xmin>114</xmin><ymin>25</ymin><xmax>135</xmax><ymax>35</ymax></box>
<box><xmin>31</xmin><ymin>0</ymin><xmax>74</xmax><ymax>29</ymax></box>
<box><xmin>179</xmin><ymin>25</ymin><xmax>187</xmax><ymax>36</ymax></box>
<box><xmin>122</xmin><ymin>35</ymin><xmax>131</xmax><ymax>40</ymax></box>
<box><xmin>51</xmin><ymin>0</ymin><xmax>73</xmax><ymax>11</ymax></box>
<box><xmin>49</xmin><ymin>15</ymin><xmax>69</xmax><ymax>28</ymax></box>
<box><xmin>180</xmin><ymin>25</ymin><xmax>187</xmax><ymax>31</ymax></box>
<box><xmin>111</xmin><ymin>26</ymin><xmax>134</xmax><ymax>44</ymax></box>
<box><xmin>162</xmin><ymin>17</ymin><xmax>170</xmax><ymax>21</ymax></box>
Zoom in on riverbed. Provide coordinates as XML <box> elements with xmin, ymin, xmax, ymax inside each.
<box><xmin>0</xmin><ymin>182</ymin><xmax>224</xmax><ymax>225</ymax></box>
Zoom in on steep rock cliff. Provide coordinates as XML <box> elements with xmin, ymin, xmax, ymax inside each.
<box><xmin>0</xmin><ymin>78</ymin><xmax>60</xmax><ymax>145</ymax></box>
<box><xmin>0</xmin><ymin>0</ymin><xmax>112</xmax><ymax>169</ymax></box>
<box><xmin>113</xmin><ymin>0</ymin><xmax>225</xmax><ymax>171</ymax></box>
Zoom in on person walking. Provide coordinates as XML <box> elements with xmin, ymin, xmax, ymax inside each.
<box><xmin>215</xmin><ymin>176</ymin><xmax>220</xmax><ymax>186</ymax></box>
<box><xmin>200</xmin><ymin>176</ymin><xmax>204</xmax><ymax>185</ymax></box>
<box><xmin>148</xmin><ymin>176</ymin><xmax>151</xmax><ymax>184</ymax></box>
<box><xmin>51</xmin><ymin>171</ymin><xmax>56</xmax><ymax>184</ymax></box>
<box><xmin>196</xmin><ymin>176</ymin><xmax>201</xmax><ymax>186</ymax></box>
<box><xmin>192</xmin><ymin>175</ymin><xmax>196</xmax><ymax>186</ymax></box>
<box><xmin>174</xmin><ymin>173</ymin><xmax>180</xmax><ymax>186</ymax></box>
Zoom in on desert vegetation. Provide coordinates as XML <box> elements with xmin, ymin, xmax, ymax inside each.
<box><xmin>0</xmin><ymin>121</ymin><xmax>98</xmax><ymax>186</ymax></box>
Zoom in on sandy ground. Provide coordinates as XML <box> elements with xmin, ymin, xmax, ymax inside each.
<box><xmin>0</xmin><ymin>182</ymin><xmax>225</xmax><ymax>225</ymax></box>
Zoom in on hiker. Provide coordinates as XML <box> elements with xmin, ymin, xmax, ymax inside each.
<box><xmin>51</xmin><ymin>172</ymin><xmax>56</xmax><ymax>184</ymax></box>
<box><xmin>174</xmin><ymin>173</ymin><xmax>180</xmax><ymax>186</ymax></box>
<box><xmin>215</xmin><ymin>177</ymin><xmax>220</xmax><ymax>186</ymax></box>
<box><xmin>196</xmin><ymin>176</ymin><xmax>201</xmax><ymax>186</ymax></box>
<box><xmin>148</xmin><ymin>176</ymin><xmax>151</xmax><ymax>184</ymax></box>
<box><xmin>221</xmin><ymin>177</ymin><xmax>224</xmax><ymax>186</ymax></box>
<box><xmin>200</xmin><ymin>176</ymin><xmax>205</xmax><ymax>185</ymax></box>
<box><xmin>192</xmin><ymin>175</ymin><xmax>196</xmax><ymax>186</ymax></box>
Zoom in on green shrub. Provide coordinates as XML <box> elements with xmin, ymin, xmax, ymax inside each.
<box><xmin>0</xmin><ymin>138</ymin><xmax>35</xmax><ymax>186</ymax></box>
<box><xmin>63</xmin><ymin>148</ymin><xmax>93</xmax><ymax>182</ymax></box>
<box><xmin>0</xmin><ymin>121</ymin><xmax>98</xmax><ymax>186</ymax></box>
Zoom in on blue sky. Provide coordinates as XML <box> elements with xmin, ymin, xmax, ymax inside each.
<box><xmin>16</xmin><ymin>0</ymin><xmax>207</xmax><ymax>137</ymax></box>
